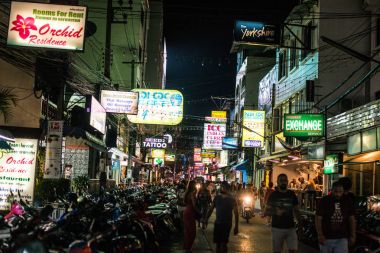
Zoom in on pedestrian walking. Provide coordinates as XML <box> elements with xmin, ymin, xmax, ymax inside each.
<box><xmin>264</xmin><ymin>174</ymin><xmax>300</xmax><ymax>253</ymax></box>
<box><xmin>183</xmin><ymin>180</ymin><xmax>199</xmax><ymax>253</ymax></box>
<box><xmin>263</xmin><ymin>181</ymin><xmax>275</xmax><ymax>225</ymax></box>
<box><xmin>315</xmin><ymin>181</ymin><xmax>356</xmax><ymax>253</ymax></box>
<box><xmin>258</xmin><ymin>181</ymin><xmax>266</xmax><ymax>214</ymax></box>
<box><xmin>197</xmin><ymin>182</ymin><xmax>212</xmax><ymax>229</ymax></box>
<box><xmin>206</xmin><ymin>182</ymin><xmax>239</xmax><ymax>253</ymax></box>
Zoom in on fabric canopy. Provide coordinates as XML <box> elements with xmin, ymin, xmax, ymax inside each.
<box><xmin>231</xmin><ymin>160</ymin><xmax>250</xmax><ymax>171</ymax></box>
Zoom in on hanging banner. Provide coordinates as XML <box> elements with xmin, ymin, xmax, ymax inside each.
<box><xmin>219</xmin><ymin>150</ymin><xmax>228</xmax><ymax>167</ymax></box>
<box><xmin>127</xmin><ymin>89</ymin><xmax>183</xmax><ymax>125</ymax></box>
<box><xmin>7</xmin><ymin>1</ymin><xmax>87</xmax><ymax>51</ymax></box>
<box><xmin>0</xmin><ymin>138</ymin><xmax>38</xmax><ymax>210</ymax></box>
<box><xmin>44</xmin><ymin>120</ymin><xmax>63</xmax><ymax>178</ymax></box>
<box><xmin>203</xmin><ymin>123</ymin><xmax>226</xmax><ymax>150</ymax></box>
<box><xmin>242</xmin><ymin>110</ymin><xmax>265</xmax><ymax>148</ymax></box>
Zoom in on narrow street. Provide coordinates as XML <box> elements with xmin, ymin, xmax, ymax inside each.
<box><xmin>162</xmin><ymin>211</ymin><xmax>320</xmax><ymax>253</ymax></box>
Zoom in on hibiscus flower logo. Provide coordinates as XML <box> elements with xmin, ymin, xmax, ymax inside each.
<box><xmin>10</xmin><ymin>15</ymin><xmax>37</xmax><ymax>40</ymax></box>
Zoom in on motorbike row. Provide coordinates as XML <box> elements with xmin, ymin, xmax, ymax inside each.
<box><xmin>0</xmin><ymin>185</ymin><xmax>180</xmax><ymax>253</ymax></box>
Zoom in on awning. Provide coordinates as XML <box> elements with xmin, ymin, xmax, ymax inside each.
<box><xmin>0</xmin><ymin>140</ymin><xmax>12</xmax><ymax>150</ymax></box>
<box><xmin>64</xmin><ymin>126</ymin><xmax>107</xmax><ymax>152</ymax></box>
<box><xmin>258</xmin><ymin>151</ymin><xmax>289</xmax><ymax>163</ymax></box>
<box><xmin>231</xmin><ymin>160</ymin><xmax>250</xmax><ymax>171</ymax></box>
<box><xmin>0</xmin><ymin>129</ymin><xmax>15</xmax><ymax>142</ymax></box>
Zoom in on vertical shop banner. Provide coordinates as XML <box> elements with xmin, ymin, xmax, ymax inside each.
<box><xmin>219</xmin><ymin>150</ymin><xmax>228</xmax><ymax>167</ymax></box>
<box><xmin>44</xmin><ymin>120</ymin><xmax>63</xmax><ymax>178</ymax></box>
<box><xmin>242</xmin><ymin>110</ymin><xmax>265</xmax><ymax>148</ymax></box>
<box><xmin>0</xmin><ymin>139</ymin><xmax>38</xmax><ymax>210</ymax></box>
<box><xmin>64</xmin><ymin>137</ymin><xmax>89</xmax><ymax>179</ymax></box>
<box><xmin>194</xmin><ymin>148</ymin><xmax>202</xmax><ymax>162</ymax></box>
<box><xmin>203</xmin><ymin>123</ymin><xmax>226</xmax><ymax>150</ymax></box>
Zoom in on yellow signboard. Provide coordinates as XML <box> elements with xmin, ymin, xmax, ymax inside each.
<box><xmin>211</xmin><ymin>111</ymin><xmax>227</xmax><ymax>118</ymax></box>
<box><xmin>127</xmin><ymin>89</ymin><xmax>183</xmax><ymax>125</ymax></box>
<box><xmin>151</xmin><ymin>149</ymin><xmax>165</xmax><ymax>158</ymax></box>
<box><xmin>242</xmin><ymin>110</ymin><xmax>265</xmax><ymax>148</ymax></box>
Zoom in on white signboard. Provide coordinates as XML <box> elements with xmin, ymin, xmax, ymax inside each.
<box><xmin>127</xmin><ymin>89</ymin><xmax>183</xmax><ymax>125</ymax></box>
<box><xmin>44</xmin><ymin>120</ymin><xmax>63</xmax><ymax>178</ymax></box>
<box><xmin>203</xmin><ymin>123</ymin><xmax>226</xmax><ymax>150</ymax></box>
<box><xmin>242</xmin><ymin>110</ymin><xmax>265</xmax><ymax>148</ymax></box>
<box><xmin>100</xmin><ymin>90</ymin><xmax>138</xmax><ymax>114</ymax></box>
<box><xmin>0</xmin><ymin>139</ymin><xmax>38</xmax><ymax>210</ymax></box>
<box><xmin>89</xmin><ymin>96</ymin><xmax>106</xmax><ymax>134</ymax></box>
<box><xmin>219</xmin><ymin>150</ymin><xmax>228</xmax><ymax>167</ymax></box>
<box><xmin>7</xmin><ymin>1</ymin><xmax>87</xmax><ymax>51</ymax></box>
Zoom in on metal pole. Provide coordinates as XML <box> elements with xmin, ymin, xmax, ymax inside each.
<box><xmin>104</xmin><ymin>0</ymin><xmax>112</xmax><ymax>79</ymax></box>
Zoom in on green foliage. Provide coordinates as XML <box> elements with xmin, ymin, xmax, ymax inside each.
<box><xmin>0</xmin><ymin>88</ymin><xmax>17</xmax><ymax>122</ymax></box>
<box><xmin>35</xmin><ymin>178</ymin><xmax>71</xmax><ymax>204</ymax></box>
<box><xmin>72</xmin><ymin>175</ymin><xmax>89</xmax><ymax>193</ymax></box>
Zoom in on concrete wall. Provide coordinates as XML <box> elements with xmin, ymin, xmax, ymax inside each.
<box><xmin>0</xmin><ymin>59</ymin><xmax>41</xmax><ymax>128</ymax></box>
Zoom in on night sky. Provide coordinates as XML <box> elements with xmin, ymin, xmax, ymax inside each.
<box><xmin>163</xmin><ymin>0</ymin><xmax>298</xmax><ymax>149</ymax></box>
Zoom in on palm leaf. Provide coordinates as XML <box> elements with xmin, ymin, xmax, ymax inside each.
<box><xmin>0</xmin><ymin>88</ymin><xmax>18</xmax><ymax>122</ymax></box>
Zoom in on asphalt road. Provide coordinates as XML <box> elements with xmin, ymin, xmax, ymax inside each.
<box><xmin>160</xmin><ymin>212</ymin><xmax>320</xmax><ymax>253</ymax></box>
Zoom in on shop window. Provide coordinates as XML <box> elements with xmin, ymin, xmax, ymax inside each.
<box><xmin>377</xmin><ymin>127</ymin><xmax>380</xmax><ymax>149</ymax></box>
<box><xmin>289</xmin><ymin>39</ymin><xmax>297</xmax><ymax>70</ymax></box>
<box><xmin>345</xmin><ymin>164</ymin><xmax>380</xmax><ymax>196</ymax></box>
<box><xmin>278</xmin><ymin>51</ymin><xmax>286</xmax><ymax>80</ymax></box>
<box><xmin>362</xmin><ymin>129</ymin><xmax>377</xmax><ymax>152</ymax></box>
<box><xmin>348</xmin><ymin>133</ymin><xmax>361</xmax><ymax>155</ymax></box>
<box><xmin>301</xmin><ymin>22</ymin><xmax>312</xmax><ymax>60</ymax></box>
<box><xmin>377</xmin><ymin>18</ymin><xmax>380</xmax><ymax>47</ymax></box>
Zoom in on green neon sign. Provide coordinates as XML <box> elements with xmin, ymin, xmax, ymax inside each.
<box><xmin>324</xmin><ymin>153</ymin><xmax>342</xmax><ymax>174</ymax></box>
<box><xmin>284</xmin><ymin>114</ymin><xmax>325</xmax><ymax>137</ymax></box>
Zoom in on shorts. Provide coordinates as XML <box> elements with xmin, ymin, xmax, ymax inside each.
<box><xmin>213</xmin><ymin>223</ymin><xmax>232</xmax><ymax>243</ymax></box>
<box><xmin>271</xmin><ymin>227</ymin><xmax>298</xmax><ymax>252</ymax></box>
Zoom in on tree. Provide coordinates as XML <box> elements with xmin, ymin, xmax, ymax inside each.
<box><xmin>0</xmin><ymin>88</ymin><xmax>17</xmax><ymax>122</ymax></box>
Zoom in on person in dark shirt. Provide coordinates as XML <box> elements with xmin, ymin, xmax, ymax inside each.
<box><xmin>315</xmin><ymin>181</ymin><xmax>356</xmax><ymax>253</ymax></box>
<box><xmin>264</xmin><ymin>174</ymin><xmax>300</xmax><ymax>253</ymax></box>
<box><xmin>206</xmin><ymin>181</ymin><xmax>239</xmax><ymax>253</ymax></box>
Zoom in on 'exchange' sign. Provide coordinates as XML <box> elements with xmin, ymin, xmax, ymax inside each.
<box><xmin>7</xmin><ymin>1</ymin><xmax>87</xmax><ymax>51</ymax></box>
<box><xmin>284</xmin><ymin>114</ymin><xmax>325</xmax><ymax>137</ymax></box>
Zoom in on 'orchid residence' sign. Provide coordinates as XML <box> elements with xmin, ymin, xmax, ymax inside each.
<box><xmin>7</xmin><ymin>1</ymin><xmax>87</xmax><ymax>51</ymax></box>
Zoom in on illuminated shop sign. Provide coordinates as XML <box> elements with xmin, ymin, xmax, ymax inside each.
<box><xmin>142</xmin><ymin>137</ymin><xmax>168</xmax><ymax>149</ymax></box>
<box><xmin>234</xmin><ymin>20</ymin><xmax>279</xmax><ymax>46</ymax></box>
<box><xmin>324</xmin><ymin>153</ymin><xmax>343</xmax><ymax>174</ymax></box>
<box><xmin>7</xmin><ymin>1</ymin><xmax>87</xmax><ymax>50</ymax></box>
<box><xmin>127</xmin><ymin>89</ymin><xmax>183</xmax><ymax>125</ymax></box>
<box><xmin>242</xmin><ymin>110</ymin><xmax>265</xmax><ymax>148</ymax></box>
<box><xmin>100</xmin><ymin>90</ymin><xmax>138</xmax><ymax>114</ymax></box>
<box><xmin>222</xmin><ymin>137</ymin><xmax>238</xmax><ymax>150</ymax></box>
<box><xmin>151</xmin><ymin>149</ymin><xmax>165</xmax><ymax>158</ymax></box>
<box><xmin>205</xmin><ymin>117</ymin><xmax>227</xmax><ymax>123</ymax></box>
<box><xmin>164</xmin><ymin>154</ymin><xmax>175</xmax><ymax>162</ymax></box>
<box><xmin>203</xmin><ymin>123</ymin><xmax>226</xmax><ymax>150</ymax></box>
<box><xmin>0</xmin><ymin>139</ymin><xmax>38</xmax><ymax>210</ymax></box>
<box><xmin>284</xmin><ymin>114</ymin><xmax>324</xmax><ymax>137</ymax></box>
<box><xmin>87</xmin><ymin>96</ymin><xmax>106</xmax><ymax>134</ymax></box>
<box><xmin>211</xmin><ymin>111</ymin><xmax>227</xmax><ymax>119</ymax></box>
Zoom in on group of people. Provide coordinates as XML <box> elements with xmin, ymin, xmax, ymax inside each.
<box><xmin>176</xmin><ymin>174</ymin><xmax>356</xmax><ymax>253</ymax></box>
<box><xmin>263</xmin><ymin>174</ymin><xmax>356</xmax><ymax>253</ymax></box>
<box><xmin>177</xmin><ymin>180</ymin><xmax>238</xmax><ymax>253</ymax></box>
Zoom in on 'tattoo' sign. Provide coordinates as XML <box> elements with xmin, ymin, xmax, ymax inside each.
<box><xmin>203</xmin><ymin>123</ymin><xmax>226</xmax><ymax>150</ymax></box>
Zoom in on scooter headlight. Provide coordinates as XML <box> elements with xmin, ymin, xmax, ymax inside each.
<box><xmin>243</xmin><ymin>196</ymin><xmax>252</xmax><ymax>204</ymax></box>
